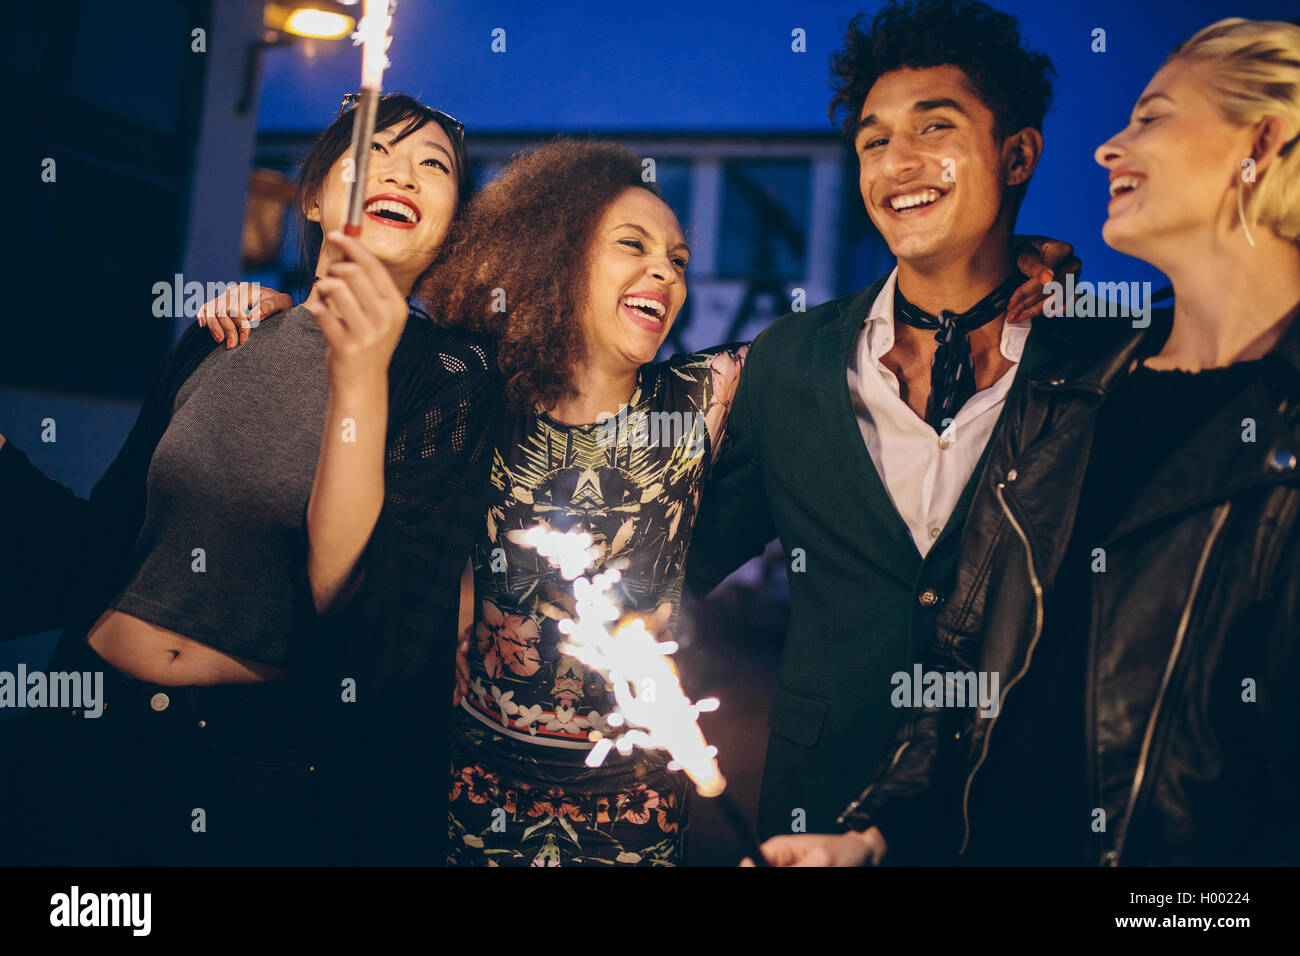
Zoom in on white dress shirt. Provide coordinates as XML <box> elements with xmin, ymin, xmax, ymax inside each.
<box><xmin>846</xmin><ymin>268</ymin><xmax>1031</xmax><ymax>559</ymax></box>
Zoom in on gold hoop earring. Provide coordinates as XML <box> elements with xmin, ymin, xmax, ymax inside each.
<box><xmin>1237</xmin><ymin>179</ymin><xmax>1256</xmax><ymax>248</ymax></box>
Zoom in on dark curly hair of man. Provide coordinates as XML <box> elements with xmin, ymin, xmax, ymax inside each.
<box><xmin>420</xmin><ymin>139</ymin><xmax>658</xmax><ymax>412</ymax></box>
<box><xmin>829</xmin><ymin>0</ymin><xmax>1057</xmax><ymax>144</ymax></box>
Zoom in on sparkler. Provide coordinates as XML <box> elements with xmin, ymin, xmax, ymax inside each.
<box><xmin>343</xmin><ymin>0</ymin><xmax>395</xmax><ymax>237</ymax></box>
<box><xmin>519</xmin><ymin>525</ymin><xmax>769</xmax><ymax>865</ymax></box>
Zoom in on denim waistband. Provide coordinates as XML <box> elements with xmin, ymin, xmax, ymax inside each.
<box><xmin>45</xmin><ymin>633</ymin><xmax>303</xmax><ymax>733</ymax></box>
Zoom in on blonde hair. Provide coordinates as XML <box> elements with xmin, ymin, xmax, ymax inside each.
<box><xmin>1169</xmin><ymin>18</ymin><xmax>1300</xmax><ymax>245</ymax></box>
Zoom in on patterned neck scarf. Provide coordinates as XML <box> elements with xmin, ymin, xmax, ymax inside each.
<box><xmin>892</xmin><ymin>272</ymin><xmax>1024</xmax><ymax>433</ymax></box>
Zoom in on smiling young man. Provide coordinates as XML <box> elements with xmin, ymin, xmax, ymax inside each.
<box><xmin>686</xmin><ymin>0</ymin><xmax>1091</xmax><ymax>861</ymax></box>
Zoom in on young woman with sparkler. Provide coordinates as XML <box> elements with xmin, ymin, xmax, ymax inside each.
<box><xmin>427</xmin><ymin>141</ymin><xmax>748</xmax><ymax>866</ymax></box>
<box><xmin>431</xmin><ymin>137</ymin><xmax>1065</xmax><ymax>864</ymax></box>
<box><xmin>0</xmin><ymin>93</ymin><xmax>499</xmax><ymax>865</ymax></box>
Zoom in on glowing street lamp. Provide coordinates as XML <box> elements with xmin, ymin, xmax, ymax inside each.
<box><xmin>236</xmin><ymin>2</ymin><xmax>361</xmax><ymax>114</ymax></box>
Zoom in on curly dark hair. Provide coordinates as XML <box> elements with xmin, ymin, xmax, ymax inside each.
<box><xmin>829</xmin><ymin>0</ymin><xmax>1057</xmax><ymax>145</ymax></box>
<box><xmin>419</xmin><ymin>139</ymin><xmax>659</xmax><ymax>412</ymax></box>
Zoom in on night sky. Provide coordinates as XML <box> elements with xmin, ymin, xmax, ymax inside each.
<box><xmin>256</xmin><ymin>0</ymin><xmax>1300</xmax><ymax>297</ymax></box>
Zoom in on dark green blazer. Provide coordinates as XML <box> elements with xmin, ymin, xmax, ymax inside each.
<box><xmin>685</xmin><ymin>271</ymin><xmax>1084</xmax><ymax>844</ymax></box>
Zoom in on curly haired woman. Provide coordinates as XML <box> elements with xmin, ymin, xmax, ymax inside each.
<box><xmin>429</xmin><ymin>141</ymin><xmax>748</xmax><ymax>866</ymax></box>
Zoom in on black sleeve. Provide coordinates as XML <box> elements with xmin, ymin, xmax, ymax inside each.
<box><xmin>0</xmin><ymin>322</ymin><xmax>213</xmax><ymax>639</ymax></box>
<box><xmin>836</xmin><ymin>619</ymin><xmax>973</xmax><ymax>864</ymax></box>
<box><xmin>1259</xmin><ymin>503</ymin><xmax>1300</xmax><ymax>864</ymax></box>
<box><xmin>305</xmin><ymin>334</ymin><xmax>504</xmax><ymax>864</ymax></box>
<box><xmin>325</xmin><ymin>343</ymin><xmax>501</xmax><ymax>633</ymax></box>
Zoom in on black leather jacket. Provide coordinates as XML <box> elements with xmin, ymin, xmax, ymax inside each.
<box><xmin>840</xmin><ymin>309</ymin><xmax>1300</xmax><ymax>866</ymax></box>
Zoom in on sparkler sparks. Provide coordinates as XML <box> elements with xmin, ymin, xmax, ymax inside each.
<box><xmin>343</xmin><ymin>0</ymin><xmax>396</xmax><ymax>236</ymax></box>
<box><xmin>352</xmin><ymin>0</ymin><xmax>394</xmax><ymax>88</ymax></box>
<box><xmin>518</xmin><ymin>526</ymin><xmax>727</xmax><ymax>798</ymax></box>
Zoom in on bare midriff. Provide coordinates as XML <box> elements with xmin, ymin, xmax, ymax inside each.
<box><xmin>86</xmin><ymin>609</ymin><xmax>287</xmax><ymax>685</ymax></box>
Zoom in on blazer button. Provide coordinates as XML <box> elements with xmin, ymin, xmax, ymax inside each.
<box><xmin>1006</xmin><ymin>468</ymin><xmax>1018</xmax><ymax>482</ymax></box>
<box><xmin>918</xmin><ymin>588</ymin><xmax>941</xmax><ymax>608</ymax></box>
<box><xmin>1268</xmin><ymin>449</ymin><xmax>1297</xmax><ymax>472</ymax></box>
<box><xmin>150</xmin><ymin>692</ymin><xmax>170</xmax><ymax>712</ymax></box>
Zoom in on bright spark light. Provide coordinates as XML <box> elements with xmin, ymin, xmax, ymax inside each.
<box><xmin>520</xmin><ymin>526</ymin><xmax>726</xmax><ymax>797</ymax></box>
<box><xmin>353</xmin><ymin>0</ymin><xmax>394</xmax><ymax>88</ymax></box>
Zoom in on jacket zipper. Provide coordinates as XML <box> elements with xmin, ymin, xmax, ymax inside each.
<box><xmin>1108</xmin><ymin>501</ymin><xmax>1232</xmax><ymax>866</ymax></box>
<box><xmin>838</xmin><ymin>739</ymin><xmax>910</xmax><ymax>824</ymax></box>
<box><xmin>959</xmin><ymin>478</ymin><xmax>1045</xmax><ymax>855</ymax></box>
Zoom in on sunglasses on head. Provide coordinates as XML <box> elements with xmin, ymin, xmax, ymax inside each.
<box><xmin>337</xmin><ymin>93</ymin><xmax>465</xmax><ymax>144</ymax></box>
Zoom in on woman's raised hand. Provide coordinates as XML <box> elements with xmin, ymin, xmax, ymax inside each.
<box><xmin>312</xmin><ymin>231</ymin><xmax>410</xmax><ymax>392</ymax></box>
<box><xmin>196</xmin><ymin>283</ymin><xmax>294</xmax><ymax>349</ymax></box>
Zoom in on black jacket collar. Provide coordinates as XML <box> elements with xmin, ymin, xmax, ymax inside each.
<box><xmin>1028</xmin><ymin>305</ymin><xmax>1300</xmax><ymax>396</ymax></box>
<box><xmin>1004</xmin><ymin>304</ymin><xmax>1300</xmax><ymax>584</ymax></box>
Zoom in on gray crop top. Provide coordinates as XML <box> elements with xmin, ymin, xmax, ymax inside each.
<box><xmin>111</xmin><ymin>305</ymin><xmax>329</xmax><ymax>667</ymax></box>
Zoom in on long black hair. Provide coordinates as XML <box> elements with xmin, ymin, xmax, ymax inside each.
<box><xmin>292</xmin><ymin>92</ymin><xmax>474</xmax><ymax>295</ymax></box>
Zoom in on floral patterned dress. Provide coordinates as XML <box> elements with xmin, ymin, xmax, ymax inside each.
<box><xmin>449</xmin><ymin>344</ymin><xmax>747</xmax><ymax>866</ymax></box>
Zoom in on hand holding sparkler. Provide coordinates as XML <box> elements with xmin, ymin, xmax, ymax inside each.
<box><xmin>741</xmin><ymin>828</ymin><xmax>888</xmax><ymax>867</ymax></box>
<box><xmin>311</xmin><ymin>230</ymin><xmax>409</xmax><ymax>389</ymax></box>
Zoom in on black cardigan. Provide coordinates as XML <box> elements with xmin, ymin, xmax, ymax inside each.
<box><xmin>0</xmin><ymin>313</ymin><xmax>504</xmax><ymax>864</ymax></box>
